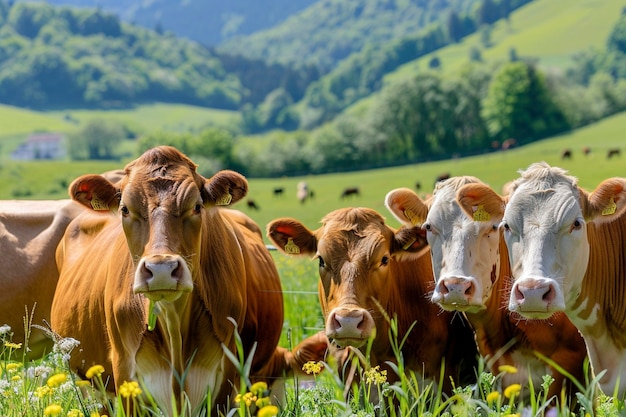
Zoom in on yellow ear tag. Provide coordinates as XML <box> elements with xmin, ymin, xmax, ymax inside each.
<box><xmin>90</xmin><ymin>195</ymin><xmax>109</xmax><ymax>211</ymax></box>
<box><xmin>403</xmin><ymin>208</ymin><xmax>421</xmax><ymax>225</ymax></box>
<box><xmin>602</xmin><ymin>197</ymin><xmax>617</xmax><ymax>216</ymax></box>
<box><xmin>473</xmin><ymin>205</ymin><xmax>491</xmax><ymax>222</ymax></box>
<box><xmin>402</xmin><ymin>235</ymin><xmax>417</xmax><ymax>251</ymax></box>
<box><xmin>216</xmin><ymin>193</ymin><xmax>232</xmax><ymax>206</ymax></box>
<box><xmin>284</xmin><ymin>238</ymin><xmax>300</xmax><ymax>254</ymax></box>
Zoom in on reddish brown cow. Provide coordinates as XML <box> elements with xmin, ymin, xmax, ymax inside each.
<box><xmin>50</xmin><ymin>146</ymin><xmax>316</xmax><ymax>415</ymax></box>
<box><xmin>386</xmin><ymin>180</ymin><xmax>588</xmax><ymax>403</ymax></box>
<box><xmin>0</xmin><ymin>199</ymin><xmax>84</xmax><ymax>358</ymax></box>
<box><xmin>267</xmin><ymin>208</ymin><xmax>478</xmax><ymax>395</ymax></box>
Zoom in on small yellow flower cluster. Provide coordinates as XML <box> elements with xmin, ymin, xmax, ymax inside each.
<box><xmin>235</xmin><ymin>381</ymin><xmax>279</xmax><ymax>416</ymax></box>
<box><xmin>4</xmin><ymin>342</ymin><xmax>22</xmax><ymax>349</ymax></box>
<box><xmin>363</xmin><ymin>365</ymin><xmax>387</xmax><ymax>385</ymax></box>
<box><xmin>486</xmin><ymin>391</ymin><xmax>500</xmax><ymax>404</ymax></box>
<box><xmin>504</xmin><ymin>383</ymin><xmax>522</xmax><ymax>399</ymax></box>
<box><xmin>67</xmin><ymin>409</ymin><xmax>84</xmax><ymax>417</ymax></box>
<box><xmin>43</xmin><ymin>404</ymin><xmax>62</xmax><ymax>416</ymax></box>
<box><xmin>35</xmin><ymin>385</ymin><xmax>53</xmax><ymax>398</ymax></box>
<box><xmin>498</xmin><ymin>365</ymin><xmax>518</xmax><ymax>374</ymax></box>
<box><xmin>85</xmin><ymin>364</ymin><xmax>105</xmax><ymax>379</ymax></box>
<box><xmin>119</xmin><ymin>381</ymin><xmax>142</xmax><ymax>398</ymax></box>
<box><xmin>302</xmin><ymin>360</ymin><xmax>324</xmax><ymax>375</ymax></box>
<box><xmin>47</xmin><ymin>373</ymin><xmax>68</xmax><ymax>388</ymax></box>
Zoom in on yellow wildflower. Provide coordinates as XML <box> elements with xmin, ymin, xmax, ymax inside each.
<box><xmin>44</xmin><ymin>404</ymin><xmax>63</xmax><ymax>416</ymax></box>
<box><xmin>36</xmin><ymin>386</ymin><xmax>52</xmax><ymax>398</ymax></box>
<box><xmin>75</xmin><ymin>380</ymin><xmax>92</xmax><ymax>388</ymax></box>
<box><xmin>5</xmin><ymin>363</ymin><xmax>21</xmax><ymax>372</ymax></box>
<box><xmin>250</xmin><ymin>381</ymin><xmax>268</xmax><ymax>396</ymax></box>
<box><xmin>498</xmin><ymin>365</ymin><xmax>518</xmax><ymax>374</ymax></box>
<box><xmin>67</xmin><ymin>409</ymin><xmax>84</xmax><ymax>417</ymax></box>
<box><xmin>504</xmin><ymin>384</ymin><xmax>522</xmax><ymax>399</ymax></box>
<box><xmin>302</xmin><ymin>361</ymin><xmax>324</xmax><ymax>375</ymax></box>
<box><xmin>47</xmin><ymin>373</ymin><xmax>68</xmax><ymax>388</ymax></box>
<box><xmin>486</xmin><ymin>391</ymin><xmax>500</xmax><ymax>404</ymax></box>
<box><xmin>4</xmin><ymin>342</ymin><xmax>22</xmax><ymax>349</ymax></box>
<box><xmin>503</xmin><ymin>414</ymin><xmax>521</xmax><ymax>417</ymax></box>
<box><xmin>85</xmin><ymin>365</ymin><xmax>105</xmax><ymax>379</ymax></box>
<box><xmin>119</xmin><ymin>381</ymin><xmax>142</xmax><ymax>398</ymax></box>
<box><xmin>256</xmin><ymin>396</ymin><xmax>271</xmax><ymax>408</ymax></box>
<box><xmin>258</xmin><ymin>405</ymin><xmax>280</xmax><ymax>417</ymax></box>
<box><xmin>364</xmin><ymin>365</ymin><xmax>387</xmax><ymax>385</ymax></box>
<box><xmin>11</xmin><ymin>375</ymin><xmax>20</xmax><ymax>381</ymax></box>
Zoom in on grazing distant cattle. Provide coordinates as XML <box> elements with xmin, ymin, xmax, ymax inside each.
<box><xmin>501</xmin><ymin>138</ymin><xmax>517</xmax><ymax>150</ymax></box>
<box><xmin>583</xmin><ymin>146</ymin><xmax>591</xmax><ymax>156</ymax></box>
<box><xmin>504</xmin><ymin>162</ymin><xmax>626</xmax><ymax>396</ymax></box>
<box><xmin>0</xmin><ymin>199</ymin><xmax>84</xmax><ymax>358</ymax></box>
<box><xmin>339</xmin><ymin>187</ymin><xmax>360</xmax><ymax>199</ymax></box>
<box><xmin>247</xmin><ymin>199</ymin><xmax>260</xmax><ymax>210</ymax></box>
<box><xmin>434</xmin><ymin>172</ymin><xmax>451</xmax><ymax>186</ymax></box>
<box><xmin>385</xmin><ymin>179</ymin><xmax>587</xmax><ymax>402</ymax></box>
<box><xmin>267</xmin><ymin>208</ymin><xmax>478</xmax><ymax>395</ymax></box>
<box><xmin>607</xmin><ymin>148</ymin><xmax>621</xmax><ymax>159</ymax></box>
<box><xmin>273</xmin><ymin>187</ymin><xmax>285</xmax><ymax>197</ymax></box>
<box><xmin>415</xmin><ymin>181</ymin><xmax>422</xmax><ymax>191</ymax></box>
<box><xmin>50</xmin><ymin>146</ymin><xmax>314</xmax><ymax>414</ymax></box>
<box><xmin>297</xmin><ymin>181</ymin><xmax>309</xmax><ymax>204</ymax></box>
<box><xmin>561</xmin><ymin>149</ymin><xmax>572</xmax><ymax>160</ymax></box>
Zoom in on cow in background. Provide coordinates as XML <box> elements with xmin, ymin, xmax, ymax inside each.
<box><xmin>607</xmin><ymin>148</ymin><xmax>621</xmax><ymax>159</ymax></box>
<box><xmin>50</xmin><ymin>146</ymin><xmax>321</xmax><ymax>415</ymax></box>
<box><xmin>504</xmin><ymin>162</ymin><xmax>626</xmax><ymax>397</ymax></box>
<box><xmin>385</xmin><ymin>179</ymin><xmax>588</xmax><ymax>403</ymax></box>
<box><xmin>339</xmin><ymin>187</ymin><xmax>360</xmax><ymax>199</ymax></box>
<box><xmin>267</xmin><ymin>208</ymin><xmax>478</xmax><ymax>396</ymax></box>
<box><xmin>297</xmin><ymin>181</ymin><xmax>309</xmax><ymax>204</ymax></box>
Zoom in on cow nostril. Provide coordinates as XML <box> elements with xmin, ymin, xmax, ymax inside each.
<box><xmin>542</xmin><ymin>284</ymin><xmax>555</xmax><ymax>303</ymax></box>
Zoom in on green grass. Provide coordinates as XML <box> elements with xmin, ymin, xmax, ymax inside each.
<box><xmin>385</xmin><ymin>0</ymin><xmax>624</xmax><ymax>85</ymax></box>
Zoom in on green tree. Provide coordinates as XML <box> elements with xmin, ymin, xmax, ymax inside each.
<box><xmin>608</xmin><ymin>15</ymin><xmax>626</xmax><ymax>54</ymax></box>
<box><xmin>481</xmin><ymin>61</ymin><xmax>569</xmax><ymax>143</ymax></box>
<box><xmin>67</xmin><ymin>119</ymin><xmax>125</xmax><ymax>160</ymax></box>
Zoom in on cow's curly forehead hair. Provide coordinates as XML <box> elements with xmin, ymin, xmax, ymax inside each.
<box><xmin>122</xmin><ymin>146</ymin><xmax>204</xmax><ymax>188</ymax></box>
<box><xmin>510</xmin><ymin>162</ymin><xmax>579</xmax><ymax>195</ymax></box>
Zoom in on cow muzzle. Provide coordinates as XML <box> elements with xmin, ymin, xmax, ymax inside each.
<box><xmin>326</xmin><ymin>307</ymin><xmax>375</xmax><ymax>349</ymax></box>
<box><xmin>133</xmin><ymin>254</ymin><xmax>193</xmax><ymax>302</ymax></box>
<box><xmin>432</xmin><ymin>275</ymin><xmax>485</xmax><ymax>313</ymax></box>
<box><xmin>508</xmin><ymin>277</ymin><xmax>564</xmax><ymax>319</ymax></box>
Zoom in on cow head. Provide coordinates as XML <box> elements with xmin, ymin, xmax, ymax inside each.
<box><xmin>386</xmin><ymin>179</ymin><xmax>506</xmax><ymax>313</ymax></box>
<box><xmin>68</xmin><ymin>146</ymin><xmax>248</xmax><ymax>337</ymax></box>
<box><xmin>504</xmin><ymin>162</ymin><xmax>626</xmax><ymax>319</ymax></box>
<box><xmin>267</xmin><ymin>208</ymin><xmax>427</xmax><ymax>349</ymax></box>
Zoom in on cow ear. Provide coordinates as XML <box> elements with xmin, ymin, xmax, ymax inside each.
<box><xmin>266</xmin><ymin>219</ymin><xmax>317</xmax><ymax>256</ymax></box>
<box><xmin>385</xmin><ymin>188</ymin><xmax>428</xmax><ymax>226</ymax></box>
<box><xmin>392</xmin><ymin>225</ymin><xmax>428</xmax><ymax>257</ymax></box>
<box><xmin>69</xmin><ymin>174</ymin><xmax>120</xmax><ymax>212</ymax></box>
<box><xmin>456</xmin><ymin>183</ymin><xmax>505</xmax><ymax>222</ymax></box>
<box><xmin>204</xmin><ymin>170</ymin><xmax>248</xmax><ymax>206</ymax></box>
<box><xmin>583</xmin><ymin>178</ymin><xmax>626</xmax><ymax>222</ymax></box>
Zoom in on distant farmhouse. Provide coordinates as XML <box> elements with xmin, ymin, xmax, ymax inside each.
<box><xmin>11</xmin><ymin>133</ymin><xmax>66</xmax><ymax>160</ymax></box>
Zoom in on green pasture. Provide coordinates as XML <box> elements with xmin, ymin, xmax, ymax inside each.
<box><xmin>385</xmin><ymin>0</ymin><xmax>623</xmax><ymax>85</ymax></box>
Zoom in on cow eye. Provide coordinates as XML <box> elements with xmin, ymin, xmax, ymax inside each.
<box><xmin>380</xmin><ymin>255</ymin><xmax>390</xmax><ymax>266</ymax></box>
<box><xmin>193</xmin><ymin>204</ymin><xmax>202</xmax><ymax>215</ymax></box>
<box><xmin>492</xmin><ymin>224</ymin><xmax>498</xmax><ymax>231</ymax></box>
<box><xmin>120</xmin><ymin>206</ymin><xmax>129</xmax><ymax>217</ymax></box>
<box><xmin>423</xmin><ymin>223</ymin><xmax>432</xmax><ymax>232</ymax></box>
<box><xmin>501</xmin><ymin>222</ymin><xmax>510</xmax><ymax>232</ymax></box>
<box><xmin>571</xmin><ymin>219</ymin><xmax>583</xmax><ymax>232</ymax></box>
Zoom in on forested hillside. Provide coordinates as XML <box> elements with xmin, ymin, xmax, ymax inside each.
<box><xmin>24</xmin><ymin>0</ymin><xmax>317</xmax><ymax>46</ymax></box>
<box><xmin>0</xmin><ymin>1</ymin><xmax>318</xmax><ymax>109</ymax></box>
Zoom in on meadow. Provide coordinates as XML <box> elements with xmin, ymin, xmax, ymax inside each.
<box><xmin>0</xmin><ymin>110</ymin><xmax>625</xmax><ymax>416</ymax></box>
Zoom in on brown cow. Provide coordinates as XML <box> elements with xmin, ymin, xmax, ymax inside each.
<box><xmin>339</xmin><ymin>187</ymin><xmax>360</xmax><ymax>199</ymax></box>
<box><xmin>0</xmin><ymin>199</ymin><xmax>84</xmax><ymax>358</ymax></box>
<box><xmin>607</xmin><ymin>148</ymin><xmax>621</xmax><ymax>159</ymax></box>
<box><xmin>50</xmin><ymin>146</ymin><xmax>316</xmax><ymax>415</ymax></box>
<box><xmin>267</xmin><ymin>208</ymin><xmax>478</xmax><ymax>395</ymax></box>
<box><xmin>561</xmin><ymin>149</ymin><xmax>572</xmax><ymax>160</ymax></box>
<box><xmin>385</xmin><ymin>179</ymin><xmax>588</xmax><ymax>403</ymax></box>
<box><xmin>503</xmin><ymin>162</ymin><xmax>626</xmax><ymax>396</ymax></box>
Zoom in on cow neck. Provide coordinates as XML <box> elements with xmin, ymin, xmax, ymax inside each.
<box><xmin>575</xmin><ymin>215</ymin><xmax>626</xmax><ymax>349</ymax></box>
<box><xmin>467</xmin><ymin>234</ymin><xmax>514</xmax><ymax>356</ymax></box>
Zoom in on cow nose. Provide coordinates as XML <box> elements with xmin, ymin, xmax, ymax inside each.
<box><xmin>327</xmin><ymin>308</ymin><xmax>374</xmax><ymax>345</ymax></box>
<box><xmin>433</xmin><ymin>277</ymin><xmax>474</xmax><ymax>305</ymax></box>
<box><xmin>512</xmin><ymin>278</ymin><xmax>556</xmax><ymax>309</ymax></box>
<box><xmin>134</xmin><ymin>255</ymin><xmax>193</xmax><ymax>296</ymax></box>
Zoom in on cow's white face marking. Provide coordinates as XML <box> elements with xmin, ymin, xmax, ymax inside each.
<box><xmin>427</xmin><ymin>184</ymin><xmax>501</xmax><ymax>312</ymax></box>
<box><xmin>504</xmin><ymin>180</ymin><xmax>589</xmax><ymax>318</ymax></box>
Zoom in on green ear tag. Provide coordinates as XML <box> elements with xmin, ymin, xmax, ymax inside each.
<box><xmin>602</xmin><ymin>197</ymin><xmax>617</xmax><ymax>216</ymax></box>
<box><xmin>148</xmin><ymin>299</ymin><xmax>160</xmax><ymax>331</ymax></box>
<box><xmin>216</xmin><ymin>193</ymin><xmax>233</xmax><ymax>206</ymax></box>
<box><xmin>284</xmin><ymin>238</ymin><xmax>300</xmax><ymax>254</ymax></box>
<box><xmin>91</xmin><ymin>195</ymin><xmax>109</xmax><ymax>211</ymax></box>
<box><xmin>473</xmin><ymin>205</ymin><xmax>491</xmax><ymax>222</ymax></box>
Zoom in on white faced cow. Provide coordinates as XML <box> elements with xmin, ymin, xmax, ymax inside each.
<box><xmin>504</xmin><ymin>162</ymin><xmax>626</xmax><ymax>396</ymax></box>
<box><xmin>386</xmin><ymin>178</ymin><xmax>587</xmax><ymax>402</ymax></box>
